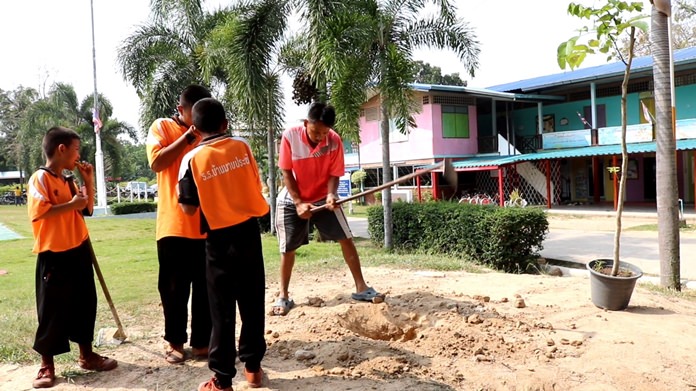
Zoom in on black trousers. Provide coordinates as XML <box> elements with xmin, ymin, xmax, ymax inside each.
<box><xmin>206</xmin><ymin>218</ymin><xmax>266</xmax><ymax>388</ymax></box>
<box><xmin>33</xmin><ymin>240</ymin><xmax>96</xmax><ymax>356</ymax></box>
<box><xmin>157</xmin><ymin>237</ymin><xmax>211</xmax><ymax>348</ymax></box>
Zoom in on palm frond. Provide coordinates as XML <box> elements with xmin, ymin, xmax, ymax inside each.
<box><xmin>117</xmin><ymin>23</ymin><xmax>193</xmax><ymax>93</ymax></box>
<box><xmin>209</xmin><ymin>0</ymin><xmax>289</xmax><ymax>123</ymax></box>
<box><xmin>149</xmin><ymin>0</ymin><xmax>203</xmax><ymax>32</ymax></box>
<box><xmin>402</xmin><ymin>17</ymin><xmax>480</xmax><ymax>76</ymax></box>
<box><xmin>379</xmin><ymin>42</ymin><xmax>418</xmax><ymax>134</ymax></box>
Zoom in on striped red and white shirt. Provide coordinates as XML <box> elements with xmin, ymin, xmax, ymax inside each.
<box><xmin>278</xmin><ymin>126</ymin><xmax>344</xmax><ymax>203</ymax></box>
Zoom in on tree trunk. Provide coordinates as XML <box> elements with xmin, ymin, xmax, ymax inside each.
<box><xmin>267</xmin><ymin>99</ymin><xmax>277</xmax><ymax>235</ymax></box>
<box><xmin>652</xmin><ymin>5</ymin><xmax>681</xmax><ymax>289</ymax></box>
<box><xmin>380</xmin><ymin>102</ymin><xmax>393</xmax><ymax>249</ymax></box>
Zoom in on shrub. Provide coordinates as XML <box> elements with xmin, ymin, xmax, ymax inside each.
<box><xmin>110</xmin><ymin>202</ymin><xmax>157</xmax><ymax>215</ymax></box>
<box><xmin>367</xmin><ymin>202</ymin><xmax>548</xmax><ymax>273</ymax></box>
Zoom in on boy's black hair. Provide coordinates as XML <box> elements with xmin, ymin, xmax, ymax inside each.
<box><xmin>307</xmin><ymin>102</ymin><xmax>336</xmax><ymax>128</ymax></box>
<box><xmin>43</xmin><ymin>126</ymin><xmax>80</xmax><ymax>159</ymax></box>
<box><xmin>180</xmin><ymin>84</ymin><xmax>212</xmax><ymax>108</ymax></box>
<box><xmin>192</xmin><ymin>98</ymin><xmax>226</xmax><ymax>134</ymax></box>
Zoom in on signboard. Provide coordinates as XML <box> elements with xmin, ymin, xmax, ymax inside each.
<box><xmin>337</xmin><ymin>174</ymin><xmax>351</xmax><ymax>198</ymax></box>
<box><xmin>598</xmin><ymin>123</ymin><xmax>653</xmax><ymax>145</ymax></box>
<box><xmin>676</xmin><ymin>119</ymin><xmax>696</xmax><ymax>140</ymax></box>
<box><xmin>542</xmin><ymin>129</ymin><xmax>592</xmax><ymax>149</ymax></box>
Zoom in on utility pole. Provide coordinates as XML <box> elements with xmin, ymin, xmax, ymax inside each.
<box><xmin>90</xmin><ymin>0</ymin><xmax>108</xmax><ymax>212</ymax></box>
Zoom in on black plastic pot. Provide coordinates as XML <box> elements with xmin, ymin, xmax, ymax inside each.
<box><xmin>587</xmin><ymin>259</ymin><xmax>643</xmax><ymax>311</ymax></box>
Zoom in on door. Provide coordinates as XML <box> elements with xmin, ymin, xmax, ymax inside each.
<box><xmin>583</xmin><ymin>105</ymin><xmax>606</xmax><ymax>129</ymax></box>
<box><xmin>644</xmin><ymin>157</ymin><xmax>656</xmax><ymax>200</ymax></box>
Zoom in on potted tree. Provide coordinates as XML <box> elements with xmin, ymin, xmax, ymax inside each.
<box><xmin>558</xmin><ymin>0</ymin><xmax>646</xmax><ymax>310</ymax></box>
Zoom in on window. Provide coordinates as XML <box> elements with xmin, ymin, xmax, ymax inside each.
<box><xmin>379</xmin><ymin>118</ymin><xmax>409</xmax><ymax>143</ymax></box>
<box><xmin>442</xmin><ymin>105</ymin><xmax>469</xmax><ymax>138</ymax></box>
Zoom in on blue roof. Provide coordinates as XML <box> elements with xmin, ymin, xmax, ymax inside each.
<box><xmin>410</xmin><ymin>83</ymin><xmax>564</xmax><ymax>102</ymax></box>
<box><xmin>446</xmin><ymin>139</ymin><xmax>696</xmax><ymax>170</ymax></box>
<box><xmin>488</xmin><ymin>47</ymin><xmax>696</xmax><ymax>93</ymax></box>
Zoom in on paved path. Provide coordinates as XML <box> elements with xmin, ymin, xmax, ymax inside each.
<box><xmin>541</xmin><ymin>229</ymin><xmax>696</xmax><ymax>281</ymax></box>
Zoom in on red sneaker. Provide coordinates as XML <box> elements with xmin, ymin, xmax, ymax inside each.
<box><xmin>78</xmin><ymin>353</ymin><xmax>118</xmax><ymax>371</ymax></box>
<box><xmin>244</xmin><ymin>367</ymin><xmax>264</xmax><ymax>388</ymax></box>
<box><xmin>32</xmin><ymin>365</ymin><xmax>55</xmax><ymax>388</ymax></box>
<box><xmin>197</xmin><ymin>377</ymin><xmax>233</xmax><ymax>391</ymax></box>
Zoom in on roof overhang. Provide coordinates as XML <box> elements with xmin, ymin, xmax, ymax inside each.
<box><xmin>411</xmin><ymin>83</ymin><xmax>564</xmax><ymax>102</ymax></box>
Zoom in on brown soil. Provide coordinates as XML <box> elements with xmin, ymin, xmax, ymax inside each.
<box><xmin>2</xmin><ymin>264</ymin><xmax>696</xmax><ymax>391</ymax></box>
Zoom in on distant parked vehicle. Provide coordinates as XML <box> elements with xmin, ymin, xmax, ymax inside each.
<box><xmin>125</xmin><ymin>181</ymin><xmax>149</xmax><ymax>197</ymax></box>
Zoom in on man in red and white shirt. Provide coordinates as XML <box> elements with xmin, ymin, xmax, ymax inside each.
<box><xmin>273</xmin><ymin>102</ymin><xmax>384</xmax><ymax>316</ymax></box>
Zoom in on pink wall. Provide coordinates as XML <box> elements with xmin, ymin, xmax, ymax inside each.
<box><xmin>431</xmin><ymin>104</ymin><xmax>478</xmax><ymax>156</ymax></box>
<box><xmin>356</xmin><ymin>98</ymin><xmax>480</xmax><ymax>166</ymax></box>
<box><xmin>357</xmin><ymin>101</ymin><xmax>435</xmax><ymax>166</ymax></box>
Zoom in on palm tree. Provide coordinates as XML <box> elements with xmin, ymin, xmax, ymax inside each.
<box><xmin>202</xmin><ymin>0</ymin><xmax>289</xmax><ymax>234</ymax></box>
<box><xmin>16</xmin><ymin>84</ymin><xmax>133</xmax><ymax>180</ymax></box>
<box><xmin>651</xmin><ymin>0</ymin><xmax>681</xmax><ymax>290</ymax></box>
<box><xmin>0</xmin><ymin>86</ymin><xmax>39</xmax><ymax>186</ymax></box>
<box><xmin>302</xmin><ymin>0</ymin><xmax>480</xmax><ymax>249</ymax></box>
<box><xmin>78</xmin><ymin>94</ymin><xmax>137</xmax><ymax>179</ymax></box>
<box><xmin>117</xmin><ymin>0</ymin><xmax>231</xmax><ymax>135</ymax></box>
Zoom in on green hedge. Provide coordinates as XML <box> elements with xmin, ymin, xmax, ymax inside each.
<box><xmin>367</xmin><ymin>202</ymin><xmax>548</xmax><ymax>273</ymax></box>
<box><xmin>110</xmin><ymin>202</ymin><xmax>157</xmax><ymax>215</ymax></box>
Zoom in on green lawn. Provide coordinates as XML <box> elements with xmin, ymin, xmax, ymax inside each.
<box><xmin>0</xmin><ymin>205</ymin><xmax>480</xmax><ymax>364</ymax></box>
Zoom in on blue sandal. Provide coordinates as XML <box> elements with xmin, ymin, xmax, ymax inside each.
<box><xmin>351</xmin><ymin>287</ymin><xmax>385</xmax><ymax>303</ymax></box>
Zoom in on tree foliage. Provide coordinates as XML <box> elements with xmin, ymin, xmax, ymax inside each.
<box><xmin>0</xmin><ymin>84</ymin><xmax>135</xmax><ymax>180</ymax></box>
<box><xmin>413</xmin><ymin>60</ymin><xmax>466</xmax><ymax>86</ymax></box>
<box><xmin>615</xmin><ymin>0</ymin><xmax>696</xmax><ymax>58</ymax></box>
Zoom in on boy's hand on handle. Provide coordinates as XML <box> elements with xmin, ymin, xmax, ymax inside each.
<box><xmin>325</xmin><ymin>193</ymin><xmax>339</xmax><ymax>211</ymax></box>
<box><xmin>295</xmin><ymin>202</ymin><xmax>313</xmax><ymax>219</ymax></box>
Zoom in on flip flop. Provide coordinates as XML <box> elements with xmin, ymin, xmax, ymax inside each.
<box><xmin>351</xmin><ymin>287</ymin><xmax>386</xmax><ymax>303</ymax></box>
<box><xmin>272</xmin><ymin>298</ymin><xmax>295</xmax><ymax>316</ymax></box>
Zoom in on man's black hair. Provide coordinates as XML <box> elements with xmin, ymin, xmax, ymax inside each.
<box><xmin>307</xmin><ymin>102</ymin><xmax>336</xmax><ymax>128</ymax></box>
<box><xmin>43</xmin><ymin>126</ymin><xmax>80</xmax><ymax>159</ymax></box>
<box><xmin>180</xmin><ymin>84</ymin><xmax>212</xmax><ymax>108</ymax></box>
<box><xmin>192</xmin><ymin>98</ymin><xmax>226</xmax><ymax>134</ymax></box>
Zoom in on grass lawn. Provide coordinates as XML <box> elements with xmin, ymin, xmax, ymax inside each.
<box><xmin>0</xmin><ymin>205</ymin><xmax>480</xmax><ymax>364</ymax></box>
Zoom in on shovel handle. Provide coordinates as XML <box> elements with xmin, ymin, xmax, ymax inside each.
<box><xmin>309</xmin><ymin>160</ymin><xmax>448</xmax><ymax>214</ymax></box>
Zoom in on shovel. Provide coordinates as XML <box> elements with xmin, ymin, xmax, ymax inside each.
<box><xmin>66</xmin><ymin>174</ymin><xmax>127</xmax><ymax>345</ymax></box>
<box><xmin>311</xmin><ymin>158</ymin><xmax>458</xmax><ymax>213</ymax></box>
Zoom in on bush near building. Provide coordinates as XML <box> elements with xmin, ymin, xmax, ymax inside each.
<box><xmin>367</xmin><ymin>202</ymin><xmax>548</xmax><ymax>273</ymax></box>
<box><xmin>111</xmin><ymin>202</ymin><xmax>157</xmax><ymax>215</ymax></box>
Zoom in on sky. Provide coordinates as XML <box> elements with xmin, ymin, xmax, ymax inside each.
<box><xmin>0</xmin><ymin>0</ymin><xmax>644</xmax><ymax>140</ymax></box>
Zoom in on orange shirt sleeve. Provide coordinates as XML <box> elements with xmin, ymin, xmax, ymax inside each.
<box><xmin>27</xmin><ymin>172</ymin><xmax>52</xmax><ymax>222</ymax></box>
<box><xmin>329</xmin><ymin>133</ymin><xmax>345</xmax><ymax>178</ymax></box>
<box><xmin>146</xmin><ymin>119</ymin><xmax>168</xmax><ymax>167</ymax></box>
<box><xmin>278</xmin><ymin>132</ymin><xmax>293</xmax><ymax>170</ymax></box>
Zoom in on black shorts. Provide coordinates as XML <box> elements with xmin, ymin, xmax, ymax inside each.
<box><xmin>275</xmin><ymin>189</ymin><xmax>352</xmax><ymax>253</ymax></box>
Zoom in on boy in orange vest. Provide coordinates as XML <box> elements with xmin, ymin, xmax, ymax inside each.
<box><xmin>26</xmin><ymin>127</ymin><xmax>117</xmax><ymax>388</ymax></box>
<box><xmin>178</xmin><ymin>98</ymin><xmax>269</xmax><ymax>391</ymax></box>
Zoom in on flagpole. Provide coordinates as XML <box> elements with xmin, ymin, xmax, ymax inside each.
<box><xmin>90</xmin><ymin>0</ymin><xmax>107</xmax><ymax>211</ymax></box>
